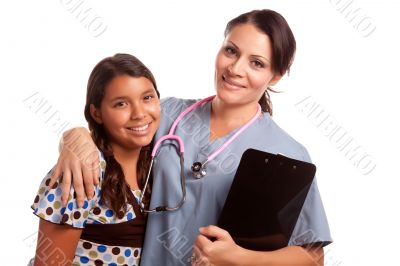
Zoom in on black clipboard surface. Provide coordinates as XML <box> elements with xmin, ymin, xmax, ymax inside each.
<box><xmin>217</xmin><ymin>149</ymin><xmax>316</xmax><ymax>251</ymax></box>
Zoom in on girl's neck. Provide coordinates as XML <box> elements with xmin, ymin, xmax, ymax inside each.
<box><xmin>111</xmin><ymin>144</ymin><xmax>141</xmax><ymax>190</ymax></box>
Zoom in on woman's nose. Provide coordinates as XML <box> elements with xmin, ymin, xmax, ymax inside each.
<box><xmin>228</xmin><ymin>58</ymin><xmax>245</xmax><ymax>77</ymax></box>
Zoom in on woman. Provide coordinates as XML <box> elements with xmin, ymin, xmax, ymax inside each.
<box><xmin>30</xmin><ymin>53</ymin><xmax>161</xmax><ymax>265</ymax></box>
<box><xmin>51</xmin><ymin>9</ymin><xmax>332</xmax><ymax>265</ymax></box>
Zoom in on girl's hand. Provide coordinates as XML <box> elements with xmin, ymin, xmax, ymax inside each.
<box><xmin>49</xmin><ymin>127</ymin><xmax>99</xmax><ymax>207</ymax></box>
<box><xmin>192</xmin><ymin>225</ymin><xmax>246</xmax><ymax>266</ymax></box>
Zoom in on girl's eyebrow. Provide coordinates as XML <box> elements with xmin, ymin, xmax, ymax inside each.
<box><xmin>227</xmin><ymin>40</ymin><xmax>271</xmax><ymax>63</ymax></box>
<box><xmin>109</xmin><ymin>88</ymin><xmax>156</xmax><ymax>101</ymax></box>
<box><xmin>110</xmin><ymin>96</ymin><xmax>127</xmax><ymax>101</ymax></box>
<box><xmin>141</xmin><ymin>88</ymin><xmax>156</xmax><ymax>95</ymax></box>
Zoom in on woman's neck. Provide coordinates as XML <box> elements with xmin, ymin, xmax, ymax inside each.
<box><xmin>210</xmin><ymin>97</ymin><xmax>260</xmax><ymax>141</ymax></box>
<box><xmin>111</xmin><ymin>144</ymin><xmax>141</xmax><ymax>190</ymax></box>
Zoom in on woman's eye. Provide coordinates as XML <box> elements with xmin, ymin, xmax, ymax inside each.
<box><xmin>252</xmin><ymin>60</ymin><xmax>265</xmax><ymax>68</ymax></box>
<box><xmin>224</xmin><ymin>47</ymin><xmax>236</xmax><ymax>55</ymax></box>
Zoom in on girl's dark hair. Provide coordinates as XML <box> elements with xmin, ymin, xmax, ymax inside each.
<box><xmin>84</xmin><ymin>53</ymin><xmax>159</xmax><ymax>216</ymax></box>
<box><xmin>225</xmin><ymin>9</ymin><xmax>296</xmax><ymax>115</ymax></box>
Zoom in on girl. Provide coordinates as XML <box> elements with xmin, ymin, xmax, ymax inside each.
<box><xmin>30</xmin><ymin>53</ymin><xmax>160</xmax><ymax>265</ymax></box>
<box><xmin>51</xmin><ymin>9</ymin><xmax>332</xmax><ymax>266</ymax></box>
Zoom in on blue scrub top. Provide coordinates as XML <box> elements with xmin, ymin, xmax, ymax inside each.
<box><xmin>141</xmin><ymin>98</ymin><xmax>332</xmax><ymax>266</ymax></box>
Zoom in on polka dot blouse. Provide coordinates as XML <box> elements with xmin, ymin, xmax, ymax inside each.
<box><xmin>31</xmin><ymin>154</ymin><xmax>143</xmax><ymax>266</ymax></box>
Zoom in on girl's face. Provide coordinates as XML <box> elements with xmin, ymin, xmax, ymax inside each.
<box><xmin>91</xmin><ymin>75</ymin><xmax>160</xmax><ymax>152</ymax></box>
<box><xmin>215</xmin><ymin>23</ymin><xmax>281</xmax><ymax>107</ymax></box>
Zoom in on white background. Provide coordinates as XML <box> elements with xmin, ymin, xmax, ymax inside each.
<box><xmin>1</xmin><ymin>0</ymin><xmax>399</xmax><ymax>265</ymax></box>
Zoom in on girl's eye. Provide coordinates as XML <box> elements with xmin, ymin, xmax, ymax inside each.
<box><xmin>114</xmin><ymin>101</ymin><xmax>127</xmax><ymax>108</ymax></box>
<box><xmin>144</xmin><ymin>95</ymin><xmax>154</xmax><ymax>101</ymax></box>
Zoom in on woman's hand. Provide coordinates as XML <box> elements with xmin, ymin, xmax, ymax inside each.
<box><xmin>49</xmin><ymin>127</ymin><xmax>99</xmax><ymax>207</ymax></box>
<box><xmin>192</xmin><ymin>225</ymin><xmax>324</xmax><ymax>266</ymax></box>
<box><xmin>192</xmin><ymin>225</ymin><xmax>246</xmax><ymax>266</ymax></box>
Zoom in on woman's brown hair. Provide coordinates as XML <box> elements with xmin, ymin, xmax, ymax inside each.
<box><xmin>84</xmin><ymin>53</ymin><xmax>159</xmax><ymax>216</ymax></box>
<box><xmin>225</xmin><ymin>9</ymin><xmax>296</xmax><ymax>115</ymax></box>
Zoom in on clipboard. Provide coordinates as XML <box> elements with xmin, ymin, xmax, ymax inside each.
<box><xmin>217</xmin><ymin>149</ymin><xmax>316</xmax><ymax>251</ymax></box>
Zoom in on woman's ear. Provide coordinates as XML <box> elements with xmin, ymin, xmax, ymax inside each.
<box><xmin>90</xmin><ymin>104</ymin><xmax>103</xmax><ymax>124</ymax></box>
<box><xmin>268</xmin><ymin>74</ymin><xmax>282</xmax><ymax>86</ymax></box>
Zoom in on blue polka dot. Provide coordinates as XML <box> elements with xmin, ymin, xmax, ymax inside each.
<box><xmin>74</xmin><ymin>221</ymin><xmax>83</xmax><ymax>228</ymax></box>
<box><xmin>68</xmin><ymin>202</ymin><xmax>74</xmax><ymax>211</ymax></box>
<box><xmin>97</xmin><ymin>245</ymin><xmax>106</xmax><ymax>253</ymax></box>
<box><xmin>103</xmin><ymin>253</ymin><xmax>112</xmax><ymax>262</ymax></box>
<box><xmin>47</xmin><ymin>194</ymin><xmax>55</xmax><ymax>202</ymax></box>
<box><xmin>76</xmin><ymin>247</ymin><xmax>84</xmax><ymax>255</ymax></box>
<box><xmin>124</xmin><ymin>249</ymin><xmax>131</xmax><ymax>257</ymax></box>
<box><xmin>109</xmin><ymin>263</ymin><xmax>117</xmax><ymax>266</ymax></box>
<box><xmin>60</xmin><ymin>207</ymin><xmax>66</xmax><ymax>215</ymax></box>
<box><xmin>83</xmin><ymin>200</ymin><xmax>88</xmax><ymax>209</ymax></box>
<box><xmin>80</xmin><ymin>256</ymin><xmax>89</xmax><ymax>263</ymax></box>
<box><xmin>39</xmin><ymin>200</ymin><xmax>47</xmax><ymax>209</ymax></box>
<box><xmin>94</xmin><ymin>220</ymin><xmax>102</xmax><ymax>225</ymax></box>
<box><xmin>51</xmin><ymin>214</ymin><xmax>61</xmax><ymax>223</ymax></box>
<box><xmin>127</xmin><ymin>212</ymin><xmax>133</xmax><ymax>220</ymax></box>
<box><xmin>55</xmin><ymin>187</ymin><xmax>62</xmax><ymax>196</ymax></box>
<box><xmin>105</xmin><ymin>210</ymin><xmax>114</xmax><ymax>217</ymax></box>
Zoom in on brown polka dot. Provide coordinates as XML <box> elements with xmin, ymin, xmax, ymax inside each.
<box><xmin>117</xmin><ymin>211</ymin><xmax>124</xmax><ymax>219</ymax></box>
<box><xmin>34</xmin><ymin>195</ymin><xmax>40</xmax><ymax>203</ymax></box>
<box><xmin>61</xmin><ymin>214</ymin><xmax>69</xmax><ymax>223</ymax></box>
<box><xmin>93</xmin><ymin>207</ymin><xmax>101</xmax><ymax>215</ymax></box>
<box><xmin>133</xmin><ymin>248</ymin><xmax>139</xmax><ymax>257</ymax></box>
<box><xmin>46</xmin><ymin>207</ymin><xmax>53</xmax><ymax>215</ymax></box>
<box><xmin>45</xmin><ymin>178</ymin><xmax>51</xmax><ymax>186</ymax></box>
<box><xmin>94</xmin><ymin>260</ymin><xmax>103</xmax><ymax>266</ymax></box>
<box><xmin>112</xmin><ymin>247</ymin><xmax>120</xmax><ymax>255</ymax></box>
<box><xmin>73</xmin><ymin>211</ymin><xmax>81</xmax><ymax>219</ymax></box>
<box><xmin>51</xmin><ymin>182</ymin><xmax>58</xmax><ymax>189</ymax></box>
<box><xmin>82</xmin><ymin>242</ymin><xmax>92</xmax><ymax>249</ymax></box>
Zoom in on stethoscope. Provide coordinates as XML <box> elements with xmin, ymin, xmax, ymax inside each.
<box><xmin>140</xmin><ymin>95</ymin><xmax>261</xmax><ymax>213</ymax></box>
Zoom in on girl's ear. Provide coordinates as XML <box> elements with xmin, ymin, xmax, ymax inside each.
<box><xmin>90</xmin><ymin>104</ymin><xmax>103</xmax><ymax>124</ymax></box>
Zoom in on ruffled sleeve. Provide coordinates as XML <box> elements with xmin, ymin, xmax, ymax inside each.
<box><xmin>31</xmin><ymin>152</ymin><xmax>106</xmax><ymax>228</ymax></box>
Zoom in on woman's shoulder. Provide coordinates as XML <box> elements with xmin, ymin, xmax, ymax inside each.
<box><xmin>258</xmin><ymin>114</ymin><xmax>311</xmax><ymax>162</ymax></box>
<box><xmin>160</xmin><ymin>97</ymin><xmax>198</xmax><ymax>117</ymax></box>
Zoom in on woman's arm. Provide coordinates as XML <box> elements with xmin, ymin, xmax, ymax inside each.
<box><xmin>193</xmin><ymin>225</ymin><xmax>323</xmax><ymax>266</ymax></box>
<box><xmin>49</xmin><ymin>127</ymin><xmax>99</xmax><ymax>207</ymax></box>
<box><xmin>34</xmin><ymin>219</ymin><xmax>82</xmax><ymax>266</ymax></box>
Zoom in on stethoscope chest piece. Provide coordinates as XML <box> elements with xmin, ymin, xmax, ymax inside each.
<box><xmin>191</xmin><ymin>162</ymin><xmax>206</xmax><ymax>178</ymax></box>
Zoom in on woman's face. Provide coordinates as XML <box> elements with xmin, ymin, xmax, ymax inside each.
<box><xmin>215</xmin><ymin>23</ymin><xmax>281</xmax><ymax>107</ymax></box>
<box><xmin>91</xmin><ymin>75</ymin><xmax>160</xmax><ymax>152</ymax></box>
